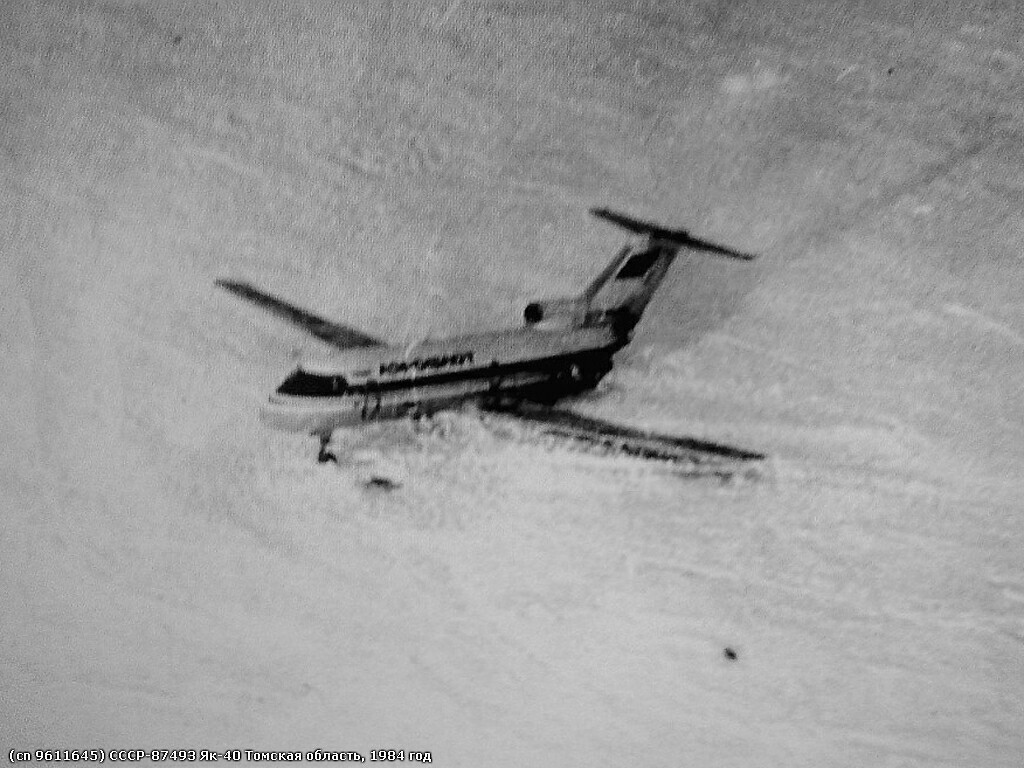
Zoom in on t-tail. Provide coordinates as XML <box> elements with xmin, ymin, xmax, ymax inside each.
<box><xmin>523</xmin><ymin>208</ymin><xmax>756</xmax><ymax>338</ymax></box>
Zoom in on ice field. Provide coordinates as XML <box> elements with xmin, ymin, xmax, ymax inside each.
<box><xmin>2</xmin><ymin>1</ymin><xmax>1023</xmax><ymax>765</ymax></box>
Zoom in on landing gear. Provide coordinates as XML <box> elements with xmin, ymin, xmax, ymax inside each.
<box><xmin>577</xmin><ymin>361</ymin><xmax>613</xmax><ymax>389</ymax></box>
<box><xmin>316</xmin><ymin>433</ymin><xmax>338</xmax><ymax>464</ymax></box>
<box><xmin>559</xmin><ymin>362</ymin><xmax>609</xmax><ymax>394</ymax></box>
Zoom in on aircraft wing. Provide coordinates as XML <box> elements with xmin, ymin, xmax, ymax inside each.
<box><xmin>484</xmin><ymin>402</ymin><xmax>765</xmax><ymax>479</ymax></box>
<box><xmin>216</xmin><ymin>279</ymin><xmax>385</xmax><ymax>349</ymax></box>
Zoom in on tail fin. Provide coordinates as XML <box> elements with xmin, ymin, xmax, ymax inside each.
<box><xmin>580</xmin><ymin>245</ymin><xmax>633</xmax><ymax>304</ymax></box>
<box><xmin>581</xmin><ymin>208</ymin><xmax>756</xmax><ymax>335</ymax></box>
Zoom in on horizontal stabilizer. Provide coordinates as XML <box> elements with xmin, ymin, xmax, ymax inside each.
<box><xmin>590</xmin><ymin>207</ymin><xmax>756</xmax><ymax>261</ymax></box>
<box><xmin>216</xmin><ymin>279</ymin><xmax>384</xmax><ymax>349</ymax></box>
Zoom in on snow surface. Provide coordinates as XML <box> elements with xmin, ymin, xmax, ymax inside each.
<box><xmin>2</xmin><ymin>0</ymin><xmax>1023</xmax><ymax>765</ymax></box>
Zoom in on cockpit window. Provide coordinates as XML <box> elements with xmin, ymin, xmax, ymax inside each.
<box><xmin>615</xmin><ymin>249</ymin><xmax>660</xmax><ymax>280</ymax></box>
<box><xmin>276</xmin><ymin>369</ymin><xmax>349</xmax><ymax>397</ymax></box>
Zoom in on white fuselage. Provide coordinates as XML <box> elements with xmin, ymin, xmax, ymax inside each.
<box><xmin>260</xmin><ymin>325</ymin><xmax>622</xmax><ymax>435</ymax></box>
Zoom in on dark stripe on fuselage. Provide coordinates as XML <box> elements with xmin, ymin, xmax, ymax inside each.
<box><xmin>290</xmin><ymin>344</ymin><xmax>620</xmax><ymax>399</ymax></box>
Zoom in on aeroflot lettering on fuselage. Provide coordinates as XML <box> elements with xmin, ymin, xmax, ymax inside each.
<box><xmin>378</xmin><ymin>351</ymin><xmax>475</xmax><ymax>377</ymax></box>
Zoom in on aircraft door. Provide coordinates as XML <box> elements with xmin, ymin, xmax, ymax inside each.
<box><xmin>487</xmin><ymin>360</ymin><xmax>501</xmax><ymax>393</ymax></box>
<box><xmin>410</xmin><ymin>367</ymin><xmax>420</xmax><ymax>413</ymax></box>
<box><xmin>361</xmin><ymin>379</ymin><xmax>382</xmax><ymax>420</ymax></box>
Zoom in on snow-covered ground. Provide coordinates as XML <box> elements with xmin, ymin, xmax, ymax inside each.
<box><xmin>3</xmin><ymin>1</ymin><xmax>1022</xmax><ymax>764</ymax></box>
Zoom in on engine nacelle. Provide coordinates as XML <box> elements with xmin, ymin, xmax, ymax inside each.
<box><xmin>523</xmin><ymin>297</ymin><xmax>587</xmax><ymax>329</ymax></box>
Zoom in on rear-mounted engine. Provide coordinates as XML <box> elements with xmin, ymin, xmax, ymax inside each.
<box><xmin>523</xmin><ymin>297</ymin><xmax>586</xmax><ymax>328</ymax></box>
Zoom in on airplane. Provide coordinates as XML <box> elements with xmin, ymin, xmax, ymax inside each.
<box><xmin>218</xmin><ymin>208</ymin><xmax>759</xmax><ymax>465</ymax></box>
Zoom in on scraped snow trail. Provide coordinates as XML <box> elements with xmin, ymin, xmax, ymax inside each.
<box><xmin>3</xmin><ymin>1</ymin><xmax>1023</xmax><ymax>765</ymax></box>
